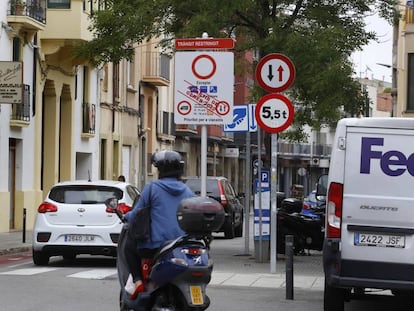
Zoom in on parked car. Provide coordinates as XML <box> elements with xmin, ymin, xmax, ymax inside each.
<box><xmin>32</xmin><ymin>180</ymin><xmax>140</xmax><ymax>266</ymax></box>
<box><xmin>182</xmin><ymin>176</ymin><xmax>244</xmax><ymax>239</ymax></box>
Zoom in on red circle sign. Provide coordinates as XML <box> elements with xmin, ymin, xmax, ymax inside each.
<box><xmin>255</xmin><ymin>53</ymin><xmax>295</xmax><ymax>93</ymax></box>
<box><xmin>177</xmin><ymin>101</ymin><xmax>192</xmax><ymax>115</ymax></box>
<box><xmin>192</xmin><ymin>54</ymin><xmax>217</xmax><ymax>80</ymax></box>
<box><xmin>255</xmin><ymin>93</ymin><xmax>294</xmax><ymax>133</ymax></box>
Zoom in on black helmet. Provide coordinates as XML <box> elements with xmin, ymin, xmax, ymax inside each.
<box><xmin>151</xmin><ymin>150</ymin><xmax>184</xmax><ymax>178</ymax></box>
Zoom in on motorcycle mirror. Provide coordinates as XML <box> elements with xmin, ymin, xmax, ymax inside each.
<box><xmin>316</xmin><ymin>174</ymin><xmax>328</xmax><ymax>201</ymax></box>
<box><xmin>104</xmin><ymin>197</ymin><xmax>118</xmax><ymax>210</ymax></box>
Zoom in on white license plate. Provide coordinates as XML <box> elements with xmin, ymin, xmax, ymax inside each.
<box><xmin>354</xmin><ymin>232</ymin><xmax>405</xmax><ymax>248</ymax></box>
<box><xmin>189</xmin><ymin>285</ymin><xmax>203</xmax><ymax>305</ymax></box>
<box><xmin>64</xmin><ymin>235</ymin><xmax>95</xmax><ymax>243</ymax></box>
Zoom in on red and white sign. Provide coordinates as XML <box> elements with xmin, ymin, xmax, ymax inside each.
<box><xmin>255</xmin><ymin>93</ymin><xmax>294</xmax><ymax>133</ymax></box>
<box><xmin>175</xmin><ymin>38</ymin><xmax>235</xmax><ymax>50</ymax></box>
<box><xmin>255</xmin><ymin>53</ymin><xmax>295</xmax><ymax>93</ymax></box>
<box><xmin>174</xmin><ymin>51</ymin><xmax>234</xmax><ymax>124</ymax></box>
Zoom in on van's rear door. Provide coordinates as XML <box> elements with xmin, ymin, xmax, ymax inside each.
<box><xmin>342</xmin><ymin>125</ymin><xmax>414</xmax><ymax>264</ymax></box>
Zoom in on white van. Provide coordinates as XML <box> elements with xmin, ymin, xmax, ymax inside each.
<box><xmin>317</xmin><ymin>118</ymin><xmax>414</xmax><ymax>311</ymax></box>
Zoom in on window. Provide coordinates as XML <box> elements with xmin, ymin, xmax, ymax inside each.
<box><xmin>113</xmin><ymin>63</ymin><xmax>120</xmax><ymax>99</ymax></box>
<box><xmin>48</xmin><ymin>0</ymin><xmax>70</xmax><ymax>9</ymax></box>
<box><xmin>127</xmin><ymin>56</ymin><xmax>135</xmax><ymax>88</ymax></box>
<box><xmin>407</xmin><ymin>53</ymin><xmax>414</xmax><ymax>111</ymax></box>
<box><xmin>12</xmin><ymin>37</ymin><xmax>21</xmax><ymax>61</ymax></box>
<box><xmin>49</xmin><ymin>185</ymin><xmax>123</xmax><ymax>204</ymax></box>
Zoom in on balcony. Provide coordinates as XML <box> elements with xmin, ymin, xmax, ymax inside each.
<box><xmin>41</xmin><ymin>0</ymin><xmax>93</xmax><ymax>58</ymax></box>
<box><xmin>10</xmin><ymin>84</ymin><xmax>30</xmax><ymax>127</ymax></box>
<box><xmin>404</xmin><ymin>3</ymin><xmax>414</xmax><ymax>32</ymax></box>
<box><xmin>7</xmin><ymin>0</ymin><xmax>46</xmax><ymax>37</ymax></box>
<box><xmin>278</xmin><ymin>142</ymin><xmax>331</xmax><ymax>160</ymax></box>
<box><xmin>175</xmin><ymin>124</ymin><xmax>198</xmax><ymax>136</ymax></box>
<box><xmin>141</xmin><ymin>52</ymin><xmax>170</xmax><ymax>86</ymax></box>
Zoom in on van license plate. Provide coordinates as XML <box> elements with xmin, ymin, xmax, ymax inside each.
<box><xmin>190</xmin><ymin>286</ymin><xmax>203</xmax><ymax>305</ymax></box>
<box><xmin>354</xmin><ymin>233</ymin><xmax>405</xmax><ymax>248</ymax></box>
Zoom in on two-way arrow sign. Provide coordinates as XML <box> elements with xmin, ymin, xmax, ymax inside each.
<box><xmin>256</xmin><ymin>53</ymin><xmax>295</xmax><ymax>93</ymax></box>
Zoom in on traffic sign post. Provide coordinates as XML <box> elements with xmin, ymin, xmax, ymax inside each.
<box><xmin>255</xmin><ymin>53</ymin><xmax>296</xmax><ymax>273</ymax></box>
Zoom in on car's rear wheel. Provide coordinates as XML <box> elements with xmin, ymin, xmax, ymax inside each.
<box><xmin>224</xmin><ymin>215</ymin><xmax>235</xmax><ymax>239</ymax></box>
<box><xmin>32</xmin><ymin>249</ymin><xmax>49</xmax><ymax>266</ymax></box>
<box><xmin>324</xmin><ymin>279</ymin><xmax>345</xmax><ymax>311</ymax></box>
<box><xmin>234</xmin><ymin>213</ymin><xmax>243</xmax><ymax>237</ymax></box>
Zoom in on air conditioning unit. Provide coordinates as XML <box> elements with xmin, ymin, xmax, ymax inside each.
<box><xmin>311</xmin><ymin>158</ymin><xmax>320</xmax><ymax>166</ymax></box>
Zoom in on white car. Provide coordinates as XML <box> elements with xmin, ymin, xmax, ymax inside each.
<box><xmin>32</xmin><ymin>180</ymin><xmax>140</xmax><ymax>266</ymax></box>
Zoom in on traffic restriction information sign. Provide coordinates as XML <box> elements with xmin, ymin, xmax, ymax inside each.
<box><xmin>255</xmin><ymin>93</ymin><xmax>294</xmax><ymax>133</ymax></box>
<box><xmin>174</xmin><ymin>51</ymin><xmax>234</xmax><ymax>124</ymax></box>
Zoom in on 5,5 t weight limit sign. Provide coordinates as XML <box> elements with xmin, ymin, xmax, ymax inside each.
<box><xmin>255</xmin><ymin>93</ymin><xmax>294</xmax><ymax>133</ymax></box>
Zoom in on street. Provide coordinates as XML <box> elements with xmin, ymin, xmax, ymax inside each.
<box><xmin>0</xmin><ymin>236</ymin><xmax>411</xmax><ymax>310</ymax></box>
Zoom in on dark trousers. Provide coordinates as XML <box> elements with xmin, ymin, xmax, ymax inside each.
<box><xmin>124</xmin><ymin>235</ymin><xmax>157</xmax><ymax>283</ymax></box>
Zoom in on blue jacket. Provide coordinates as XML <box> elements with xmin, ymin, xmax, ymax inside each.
<box><xmin>124</xmin><ymin>178</ymin><xmax>194</xmax><ymax>249</ymax></box>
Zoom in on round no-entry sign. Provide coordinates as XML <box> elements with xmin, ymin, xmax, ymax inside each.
<box><xmin>255</xmin><ymin>93</ymin><xmax>294</xmax><ymax>133</ymax></box>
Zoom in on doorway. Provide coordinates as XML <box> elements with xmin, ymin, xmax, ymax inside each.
<box><xmin>8</xmin><ymin>139</ymin><xmax>16</xmax><ymax>229</ymax></box>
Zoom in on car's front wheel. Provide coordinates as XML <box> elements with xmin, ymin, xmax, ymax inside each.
<box><xmin>32</xmin><ymin>249</ymin><xmax>49</xmax><ymax>266</ymax></box>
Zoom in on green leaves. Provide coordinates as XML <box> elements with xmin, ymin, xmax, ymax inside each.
<box><xmin>75</xmin><ymin>0</ymin><xmax>399</xmax><ymax>138</ymax></box>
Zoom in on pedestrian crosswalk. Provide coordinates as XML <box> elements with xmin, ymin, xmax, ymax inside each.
<box><xmin>0</xmin><ymin>265</ymin><xmax>324</xmax><ymax>290</ymax></box>
<box><xmin>0</xmin><ymin>266</ymin><xmax>117</xmax><ymax>280</ymax></box>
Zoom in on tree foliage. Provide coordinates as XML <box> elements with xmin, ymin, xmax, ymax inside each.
<box><xmin>76</xmin><ymin>0</ymin><xmax>399</xmax><ymax>140</ymax></box>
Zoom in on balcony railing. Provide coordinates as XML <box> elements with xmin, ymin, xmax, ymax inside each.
<box><xmin>8</xmin><ymin>0</ymin><xmax>47</xmax><ymax>24</ymax></box>
<box><xmin>10</xmin><ymin>84</ymin><xmax>30</xmax><ymax>123</ymax></box>
<box><xmin>141</xmin><ymin>52</ymin><xmax>170</xmax><ymax>86</ymax></box>
<box><xmin>82</xmin><ymin>103</ymin><xmax>96</xmax><ymax>135</ymax></box>
<box><xmin>278</xmin><ymin>142</ymin><xmax>331</xmax><ymax>158</ymax></box>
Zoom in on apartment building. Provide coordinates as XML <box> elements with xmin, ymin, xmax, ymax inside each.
<box><xmin>0</xmin><ymin>0</ymin><xmax>103</xmax><ymax>232</ymax></box>
<box><xmin>396</xmin><ymin>1</ymin><xmax>414</xmax><ymax>117</ymax></box>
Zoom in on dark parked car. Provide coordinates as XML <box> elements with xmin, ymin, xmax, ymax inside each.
<box><xmin>182</xmin><ymin>176</ymin><xmax>244</xmax><ymax>239</ymax></box>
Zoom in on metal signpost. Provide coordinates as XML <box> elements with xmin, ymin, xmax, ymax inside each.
<box><xmin>223</xmin><ymin>103</ymin><xmax>257</xmax><ymax>255</ymax></box>
<box><xmin>174</xmin><ymin>36</ymin><xmax>235</xmax><ymax>196</ymax></box>
<box><xmin>255</xmin><ymin>53</ymin><xmax>295</xmax><ymax>273</ymax></box>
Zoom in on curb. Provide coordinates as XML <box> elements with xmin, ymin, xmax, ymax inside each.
<box><xmin>0</xmin><ymin>246</ymin><xmax>30</xmax><ymax>256</ymax></box>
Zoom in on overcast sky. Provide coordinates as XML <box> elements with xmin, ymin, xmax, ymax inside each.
<box><xmin>351</xmin><ymin>13</ymin><xmax>393</xmax><ymax>83</ymax></box>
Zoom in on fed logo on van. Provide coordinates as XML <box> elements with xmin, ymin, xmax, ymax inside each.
<box><xmin>360</xmin><ymin>137</ymin><xmax>414</xmax><ymax>176</ymax></box>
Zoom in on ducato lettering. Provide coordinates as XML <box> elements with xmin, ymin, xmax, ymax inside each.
<box><xmin>360</xmin><ymin>137</ymin><xmax>414</xmax><ymax>176</ymax></box>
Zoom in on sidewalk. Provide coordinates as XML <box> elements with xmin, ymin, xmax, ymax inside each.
<box><xmin>0</xmin><ymin>230</ymin><xmax>32</xmax><ymax>255</ymax></box>
<box><xmin>209</xmin><ymin>233</ymin><xmax>325</xmax><ymax>291</ymax></box>
<box><xmin>0</xmin><ymin>229</ymin><xmax>325</xmax><ymax>291</ymax></box>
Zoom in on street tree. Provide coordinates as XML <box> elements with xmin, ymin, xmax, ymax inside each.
<box><xmin>75</xmin><ymin>0</ymin><xmax>399</xmax><ymax>144</ymax></box>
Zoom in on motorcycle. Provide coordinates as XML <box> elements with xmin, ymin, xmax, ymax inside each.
<box><xmin>105</xmin><ymin>196</ymin><xmax>225</xmax><ymax>311</ymax></box>
<box><xmin>276</xmin><ymin>198</ymin><xmax>325</xmax><ymax>255</ymax></box>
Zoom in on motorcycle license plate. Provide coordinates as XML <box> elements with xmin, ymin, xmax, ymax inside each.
<box><xmin>190</xmin><ymin>286</ymin><xmax>203</xmax><ymax>305</ymax></box>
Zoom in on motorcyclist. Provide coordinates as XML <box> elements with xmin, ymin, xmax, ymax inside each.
<box><xmin>123</xmin><ymin>150</ymin><xmax>194</xmax><ymax>299</ymax></box>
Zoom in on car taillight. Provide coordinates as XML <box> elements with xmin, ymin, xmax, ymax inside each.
<box><xmin>38</xmin><ymin>202</ymin><xmax>58</xmax><ymax>213</ymax></box>
<box><xmin>217</xmin><ymin>183</ymin><xmax>228</xmax><ymax>206</ymax></box>
<box><xmin>106</xmin><ymin>202</ymin><xmax>131</xmax><ymax>214</ymax></box>
<box><xmin>326</xmin><ymin>182</ymin><xmax>343</xmax><ymax>238</ymax></box>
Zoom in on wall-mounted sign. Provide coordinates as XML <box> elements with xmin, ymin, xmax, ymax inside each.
<box><xmin>0</xmin><ymin>61</ymin><xmax>23</xmax><ymax>104</ymax></box>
